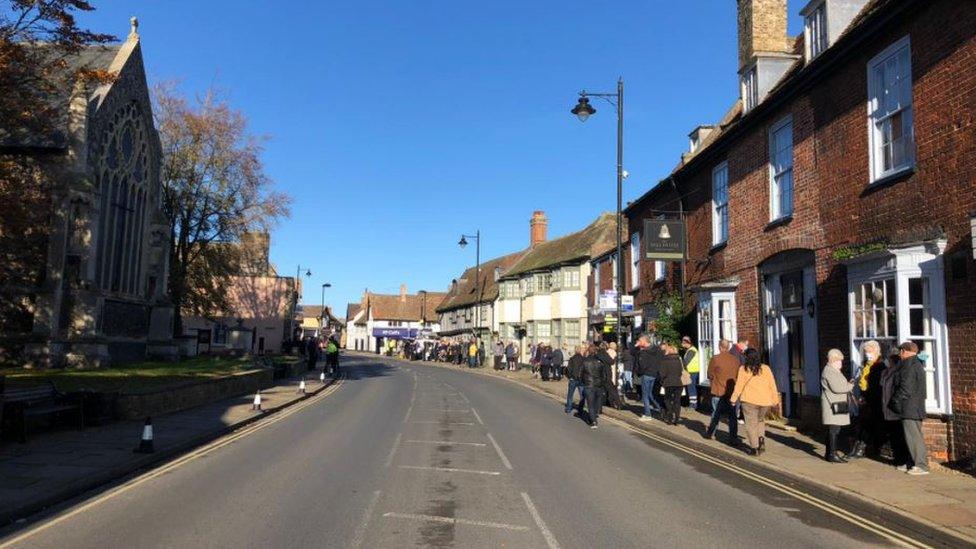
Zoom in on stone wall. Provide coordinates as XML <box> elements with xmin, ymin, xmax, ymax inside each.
<box><xmin>114</xmin><ymin>368</ymin><xmax>274</xmax><ymax>420</ymax></box>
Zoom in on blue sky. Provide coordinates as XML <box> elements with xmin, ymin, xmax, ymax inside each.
<box><xmin>80</xmin><ymin>1</ymin><xmax>803</xmax><ymax>312</ymax></box>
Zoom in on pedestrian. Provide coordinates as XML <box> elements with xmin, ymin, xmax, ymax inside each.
<box><xmin>565</xmin><ymin>344</ymin><xmax>586</xmax><ymax>414</ymax></box>
<box><xmin>540</xmin><ymin>343</ymin><xmax>553</xmax><ymax>381</ymax></box>
<box><xmin>478</xmin><ymin>341</ymin><xmax>486</xmax><ymax>367</ymax></box>
<box><xmin>658</xmin><ymin>342</ymin><xmax>685</xmax><ymax>425</ymax></box>
<box><xmin>680</xmin><ymin>336</ymin><xmax>701</xmax><ymax>409</ymax></box>
<box><xmin>551</xmin><ymin>344</ymin><xmax>565</xmax><ymax>382</ymax></box>
<box><xmin>705</xmin><ymin>339</ymin><xmax>739</xmax><ymax>444</ymax></box>
<box><xmin>580</xmin><ymin>343</ymin><xmax>608</xmax><ymax>428</ymax></box>
<box><xmin>848</xmin><ymin>340</ymin><xmax>886</xmax><ymax>459</ymax></box>
<box><xmin>729</xmin><ymin>348</ymin><xmax>780</xmax><ymax>456</ymax></box>
<box><xmin>633</xmin><ymin>335</ymin><xmax>662</xmax><ymax>420</ymax></box>
<box><xmin>730</xmin><ymin>336</ymin><xmax>750</xmax><ymax>425</ymax></box>
<box><xmin>620</xmin><ymin>344</ymin><xmax>634</xmax><ymax>398</ymax></box>
<box><xmin>306</xmin><ymin>336</ymin><xmax>319</xmax><ymax>371</ymax></box>
<box><xmin>821</xmin><ymin>348</ymin><xmax>855</xmax><ymax>463</ymax></box>
<box><xmin>468</xmin><ymin>340</ymin><xmax>479</xmax><ymax>368</ymax></box>
<box><xmin>494</xmin><ymin>340</ymin><xmax>504</xmax><ymax>370</ymax></box>
<box><xmin>880</xmin><ymin>349</ymin><xmax>911</xmax><ymax>468</ymax></box>
<box><xmin>888</xmin><ymin>342</ymin><xmax>929</xmax><ymax>475</ymax></box>
<box><xmin>505</xmin><ymin>341</ymin><xmax>517</xmax><ymax>371</ymax></box>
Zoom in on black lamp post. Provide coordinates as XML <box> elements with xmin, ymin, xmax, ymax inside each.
<box><xmin>572</xmin><ymin>78</ymin><xmax>625</xmax><ymax>390</ymax></box>
<box><xmin>292</xmin><ymin>265</ymin><xmax>312</xmax><ymax>340</ymax></box>
<box><xmin>458</xmin><ymin>231</ymin><xmax>481</xmax><ymax>348</ymax></box>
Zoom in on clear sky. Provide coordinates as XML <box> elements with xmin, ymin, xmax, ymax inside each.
<box><xmin>79</xmin><ymin>1</ymin><xmax>803</xmax><ymax>313</ymax></box>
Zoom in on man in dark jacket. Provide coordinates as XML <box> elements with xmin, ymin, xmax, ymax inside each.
<box><xmin>565</xmin><ymin>345</ymin><xmax>585</xmax><ymax>414</ymax></box>
<box><xmin>551</xmin><ymin>345</ymin><xmax>565</xmax><ymax>381</ymax></box>
<box><xmin>889</xmin><ymin>341</ymin><xmax>929</xmax><ymax>475</ymax></box>
<box><xmin>580</xmin><ymin>344</ymin><xmax>608</xmax><ymax>428</ymax></box>
<box><xmin>633</xmin><ymin>335</ymin><xmax>662</xmax><ymax>420</ymax></box>
<box><xmin>659</xmin><ymin>343</ymin><xmax>685</xmax><ymax>425</ymax></box>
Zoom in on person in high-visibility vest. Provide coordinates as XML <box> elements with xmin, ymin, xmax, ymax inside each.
<box><xmin>681</xmin><ymin>336</ymin><xmax>701</xmax><ymax>408</ymax></box>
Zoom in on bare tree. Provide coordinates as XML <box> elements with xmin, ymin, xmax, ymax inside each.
<box><xmin>153</xmin><ymin>84</ymin><xmax>291</xmax><ymax>336</ymax></box>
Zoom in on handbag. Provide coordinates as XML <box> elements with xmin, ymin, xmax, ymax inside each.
<box><xmin>830</xmin><ymin>400</ymin><xmax>850</xmax><ymax>415</ymax></box>
<box><xmin>680</xmin><ymin>368</ymin><xmax>692</xmax><ymax>386</ymax></box>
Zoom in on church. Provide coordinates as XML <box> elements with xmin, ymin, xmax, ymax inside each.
<box><xmin>0</xmin><ymin>19</ymin><xmax>175</xmax><ymax>367</ymax></box>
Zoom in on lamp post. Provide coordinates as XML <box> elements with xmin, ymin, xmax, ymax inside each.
<box><xmin>571</xmin><ymin>77</ymin><xmax>625</xmax><ymax>391</ymax></box>
<box><xmin>320</xmin><ymin>283</ymin><xmax>332</xmax><ymax>337</ymax></box>
<box><xmin>292</xmin><ymin>266</ymin><xmax>311</xmax><ymax>341</ymax></box>
<box><xmin>458</xmin><ymin>231</ymin><xmax>481</xmax><ymax>352</ymax></box>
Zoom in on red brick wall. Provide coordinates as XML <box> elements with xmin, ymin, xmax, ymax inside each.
<box><xmin>625</xmin><ymin>0</ymin><xmax>975</xmax><ymax>462</ymax></box>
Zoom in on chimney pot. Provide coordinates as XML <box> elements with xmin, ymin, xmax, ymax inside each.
<box><xmin>530</xmin><ymin>210</ymin><xmax>548</xmax><ymax>248</ymax></box>
<box><xmin>399</xmin><ymin>284</ymin><xmax>407</xmax><ymax>302</ymax></box>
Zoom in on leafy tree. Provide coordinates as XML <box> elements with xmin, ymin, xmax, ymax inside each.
<box><xmin>652</xmin><ymin>291</ymin><xmax>685</xmax><ymax>346</ymax></box>
<box><xmin>153</xmin><ymin>84</ymin><xmax>291</xmax><ymax>336</ymax></box>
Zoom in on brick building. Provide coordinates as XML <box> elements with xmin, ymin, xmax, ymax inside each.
<box><xmin>623</xmin><ymin>0</ymin><xmax>974</xmax><ymax>463</ymax></box>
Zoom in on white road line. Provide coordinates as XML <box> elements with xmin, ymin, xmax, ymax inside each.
<box><xmin>382</xmin><ymin>512</ymin><xmax>529</xmax><ymax>532</ymax></box>
<box><xmin>403</xmin><ymin>440</ymin><xmax>487</xmax><ymax>447</ymax></box>
<box><xmin>410</xmin><ymin>421</ymin><xmax>475</xmax><ymax>425</ymax></box>
<box><xmin>486</xmin><ymin>433</ymin><xmax>513</xmax><ymax>470</ymax></box>
<box><xmin>470</xmin><ymin>407</ymin><xmax>485</xmax><ymax>425</ymax></box>
<box><xmin>427</xmin><ymin>409</ymin><xmax>471</xmax><ymax>413</ymax></box>
<box><xmin>398</xmin><ymin>465</ymin><xmax>501</xmax><ymax>476</ymax></box>
<box><xmin>457</xmin><ymin>392</ymin><xmax>470</xmax><ymax>403</ymax></box>
<box><xmin>384</xmin><ymin>432</ymin><xmax>402</xmax><ymax>467</ymax></box>
<box><xmin>350</xmin><ymin>490</ymin><xmax>382</xmax><ymax>548</ymax></box>
<box><xmin>521</xmin><ymin>492</ymin><xmax>561</xmax><ymax>549</ymax></box>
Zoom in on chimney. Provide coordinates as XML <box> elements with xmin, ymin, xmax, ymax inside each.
<box><xmin>737</xmin><ymin>0</ymin><xmax>790</xmax><ymax>70</ymax></box>
<box><xmin>530</xmin><ymin>210</ymin><xmax>548</xmax><ymax>248</ymax></box>
<box><xmin>399</xmin><ymin>283</ymin><xmax>407</xmax><ymax>302</ymax></box>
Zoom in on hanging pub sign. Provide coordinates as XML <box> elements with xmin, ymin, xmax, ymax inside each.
<box><xmin>644</xmin><ymin>218</ymin><xmax>686</xmax><ymax>260</ymax></box>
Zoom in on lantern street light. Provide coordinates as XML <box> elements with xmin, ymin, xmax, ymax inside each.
<box><xmin>571</xmin><ymin>78</ymin><xmax>625</xmax><ymax>391</ymax></box>
<box><xmin>458</xmin><ymin>231</ymin><xmax>482</xmax><ymax>355</ymax></box>
<box><xmin>292</xmin><ymin>265</ymin><xmax>312</xmax><ymax>342</ymax></box>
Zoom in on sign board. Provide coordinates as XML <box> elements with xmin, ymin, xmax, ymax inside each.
<box><xmin>371</xmin><ymin>327</ymin><xmax>419</xmax><ymax>339</ymax></box>
<box><xmin>621</xmin><ymin>295</ymin><xmax>634</xmax><ymax>312</ymax></box>
<box><xmin>644</xmin><ymin>218</ymin><xmax>686</xmax><ymax>260</ymax></box>
<box><xmin>598</xmin><ymin>290</ymin><xmax>617</xmax><ymax>312</ymax></box>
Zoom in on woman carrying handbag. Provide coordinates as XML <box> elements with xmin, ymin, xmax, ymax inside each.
<box><xmin>821</xmin><ymin>349</ymin><xmax>856</xmax><ymax>463</ymax></box>
<box><xmin>729</xmin><ymin>349</ymin><xmax>780</xmax><ymax>456</ymax></box>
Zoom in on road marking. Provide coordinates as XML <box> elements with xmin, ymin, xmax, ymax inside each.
<box><xmin>383</xmin><ymin>512</ymin><xmax>529</xmax><ymax>532</ymax></box>
<box><xmin>470</xmin><ymin>407</ymin><xmax>485</xmax><ymax>425</ymax></box>
<box><xmin>457</xmin><ymin>391</ymin><xmax>470</xmax><ymax>403</ymax></box>
<box><xmin>410</xmin><ymin>421</ymin><xmax>475</xmax><ymax>425</ymax></box>
<box><xmin>521</xmin><ymin>492</ymin><xmax>561</xmax><ymax>549</ymax></box>
<box><xmin>384</xmin><ymin>432</ymin><xmax>402</xmax><ymax>468</ymax></box>
<box><xmin>403</xmin><ymin>440</ymin><xmax>487</xmax><ymax>447</ymax></box>
<box><xmin>427</xmin><ymin>409</ymin><xmax>471</xmax><ymax>413</ymax></box>
<box><xmin>350</xmin><ymin>490</ymin><xmax>382</xmax><ymax>548</ymax></box>
<box><xmin>403</xmin><ymin>372</ymin><xmax>417</xmax><ymax>423</ymax></box>
<box><xmin>0</xmin><ymin>376</ymin><xmax>346</xmax><ymax>549</ymax></box>
<box><xmin>398</xmin><ymin>465</ymin><xmax>501</xmax><ymax>476</ymax></box>
<box><xmin>486</xmin><ymin>433</ymin><xmax>513</xmax><ymax>470</ymax></box>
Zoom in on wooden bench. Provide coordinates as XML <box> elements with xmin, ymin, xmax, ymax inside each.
<box><xmin>2</xmin><ymin>381</ymin><xmax>84</xmax><ymax>443</ymax></box>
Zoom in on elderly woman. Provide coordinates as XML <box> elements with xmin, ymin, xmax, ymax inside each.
<box><xmin>822</xmin><ymin>349</ymin><xmax>855</xmax><ymax>463</ymax></box>
<box><xmin>848</xmin><ymin>340</ymin><xmax>886</xmax><ymax>459</ymax></box>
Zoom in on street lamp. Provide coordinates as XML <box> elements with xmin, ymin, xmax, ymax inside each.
<box><xmin>458</xmin><ymin>231</ymin><xmax>481</xmax><ymax>353</ymax></box>
<box><xmin>292</xmin><ymin>265</ymin><xmax>312</xmax><ymax>342</ymax></box>
<box><xmin>320</xmin><ymin>283</ymin><xmax>332</xmax><ymax>337</ymax></box>
<box><xmin>571</xmin><ymin>78</ymin><xmax>625</xmax><ymax>392</ymax></box>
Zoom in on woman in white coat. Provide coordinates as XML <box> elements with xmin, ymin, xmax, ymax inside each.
<box><xmin>822</xmin><ymin>349</ymin><xmax>855</xmax><ymax>463</ymax></box>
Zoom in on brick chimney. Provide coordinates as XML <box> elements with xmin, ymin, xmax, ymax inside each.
<box><xmin>399</xmin><ymin>283</ymin><xmax>407</xmax><ymax>302</ymax></box>
<box><xmin>530</xmin><ymin>210</ymin><xmax>548</xmax><ymax>248</ymax></box>
<box><xmin>737</xmin><ymin>0</ymin><xmax>790</xmax><ymax>70</ymax></box>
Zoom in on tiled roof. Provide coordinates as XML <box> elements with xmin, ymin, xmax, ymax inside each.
<box><xmin>367</xmin><ymin>291</ymin><xmax>447</xmax><ymax>322</ymax></box>
<box><xmin>503</xmin><ymin>213</ymin><xmax>622</xmax><ymax>278</ymax></box>
<box><xmin>436</xmin><ymin>250</ymin><xmax>527</xmax><ymax>313</ymax></box>
<box><xmin>346</xmin><ymin>303</ymin><xmax>362</xmax><ymax>322</ymax></box>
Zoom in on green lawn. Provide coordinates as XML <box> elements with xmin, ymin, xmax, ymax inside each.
<box><xmin>0</xmin><ymin>355</ymin><xmax>299</xmax><ymax>393</ymax></box>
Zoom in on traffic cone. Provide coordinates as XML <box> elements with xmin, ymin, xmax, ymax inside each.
<box><xmin>319</xmin><ymin>371</ymin><xmax>326</xmax><ymax>383</ymax></box>
<box><xmin>252</xmin><ymin>390</ymin><xmax>262</xmax><ymax>411</ymax></box>
<box><xmin>298</xmin><ymin>378</ymin><xmax>306</xmax><ymax>394</ymax></box>
<box><xmin>133</xmin><ymin>417</ymin><xmax>154</xmax><ymax>454</ymax></box>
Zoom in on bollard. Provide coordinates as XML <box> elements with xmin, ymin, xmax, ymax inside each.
<box><xmin>252</xmin><ymin>390</ymin><xmax>262</xmax><ymax>411</ymax></box>
<box><xmin>319</xmin><ymin>371</ymin><xmax>326</xmax><ymax>383</ymax></box>
<box><xmin>133</xmin><ymin>417</ymin><xmax>154</xmax><ymax>454</ymax></box>
<box><xmin>298</xmin><ymin>378</ymin><xmax>306</xmax><ymax>394</ymax></box>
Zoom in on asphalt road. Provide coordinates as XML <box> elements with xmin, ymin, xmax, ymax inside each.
<box><xmin>0</xmin><ymin>354</ymin><xmax>924</xmax><ymax>548</ymax></box>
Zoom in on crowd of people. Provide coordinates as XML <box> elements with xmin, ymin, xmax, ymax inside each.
<box><xmin>298</xmin><ymin>334</ymin><xmax>341</xmax><ymax>376</ymax></box>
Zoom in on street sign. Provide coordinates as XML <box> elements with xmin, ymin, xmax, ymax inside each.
<box><xmin>621</xmin><ymin>295</ymin><xmax>634</xmax><ymax>312</ymax></box>
<box><xmin>644</xmin><ymin>218</ymin><xmax>686</xmax><ymax>260</ymax></box>
<box><xmin>598</xmin><ymin>290</ymin><xmax>617</xmax><ymax>311</ymax></box>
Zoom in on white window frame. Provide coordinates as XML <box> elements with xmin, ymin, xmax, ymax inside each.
<box><xmin>711</xmin><ymin>162</ymin><xmax>729</xmax><ymax>245</ymax></box>
<box><xmin>867</xmin><ymin>35</ymin><xmax>915</xmax><ymax>183</ymax></box>
<box><xmin>741</xmin><ymin>65</ymin><xmax>759</xmax><ymax>112</ymax></box>
<box><xmin>804</xmin><ymin>1</ymin><xmax>828</xmax><ymax>61</ymax></box>
<box><xmin>845</xmin><ymin>242</ymin><xmax>951</xmax><ymax>414</ymax></box>
<box><xmin>630</xmin><ymin>233</ymin><xmax>640</xmax><ymax>290</ymax></box>
<box><xmin>562</xmin><ymin>268</ymin><xmax>580</xmax><ymax>289</ymax></box>
<box><xmin>696</xmin><ymin>291</ymin><xmax>738</xmax><ymax>384</ymax></box>
<box><xmin>593</xmin><ymin>261</ymin><xmax>600</xmax><ymax>297</ymax></box>
<box><xmin>768</xmin><ymin>115</ymin><xmax>794</xmax><ymax>221</ymax></box>
<box><xmin>655</xmin><ymin>260</ymin><xmax>666</xmax><ymax>282</ymax></box>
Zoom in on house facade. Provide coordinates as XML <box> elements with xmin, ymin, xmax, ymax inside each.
<box><xmin>496</xmin><ymin>211</ymin><xmax>620</xmax><ymax>359</ymax></box>
<box><xmin>623</xmin><ymin>0</ymin><xmax>975</xmax><ymax>463</ymax></box>
<box><xmin>358</xmin><ymin>286</ymin><xmax>445</xmax><ymax>354</ymax></box>
<box><xmin>436</xmin><ymin>251</ymin><xmax>526</xmax><ymax>348</ymax></box>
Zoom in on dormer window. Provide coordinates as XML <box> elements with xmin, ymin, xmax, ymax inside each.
<box><xmin>741</xmin><ymin>65</ymin><xmax>759</xmax><ymax>112</ymax></box>
<box><xmin>805</xmin><ymin>2</ymin><xmax>828</xmax><ymax>61</ymax></box>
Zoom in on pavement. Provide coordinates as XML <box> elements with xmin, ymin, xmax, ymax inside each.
<box><xmin>0</xmin><ymin>364</ymin><xmax>338</xmax><ymax>526</ymax></box>
<box><xmin>405</xmin><ymin>354</ymin><xmax>976</xmax><ymax>545</ymax></box>
<box><xmin>0</xmin><ymin>353</ymin><xmax>968</xmax><ymax>548</ymax></box>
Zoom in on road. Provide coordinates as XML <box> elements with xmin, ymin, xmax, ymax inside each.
<box><xmin>0</xmin><ymin>354</ymin><xmax>932</xmax><ymax>548</ymax></box>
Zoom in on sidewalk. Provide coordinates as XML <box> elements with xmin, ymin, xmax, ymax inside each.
<box><xmin>0</xmin><ymin>366</ymin><xmax>338</xmax><ymax>525</ymax></box>
<box><xmin>403</xmin><ymin>355</ymin><xmax>976</xmax><ymax>543</ymax></box>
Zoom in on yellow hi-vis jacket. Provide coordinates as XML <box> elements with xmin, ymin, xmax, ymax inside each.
<box><xmin>684</xmin><ymin>346</ymin><xmax>701</xmax><ymax>374</ymax></box>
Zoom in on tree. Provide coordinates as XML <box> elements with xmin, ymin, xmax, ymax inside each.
<box><xmin>0</xmin><ymin>1</ymin><xmax>113</xmax><ymax>339</ymax></box>
<box><xmin>153</xmin><ymin>84</ymin><xmax>290</xmax><ymax>336</ymax></box>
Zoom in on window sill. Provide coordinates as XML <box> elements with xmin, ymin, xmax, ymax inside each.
<box><xmin>709</xmin><ymin>241</ymin><xmax>728</xmax><ymax>255</ymax></box>
<box><xmin>765</xmin><ymin>215</ymin><xmax>793</xmax><ymax>231</ymax></box>
<box><xmin>866</xmin><ymin>166</ymin><xmax>914</xmax><ymax>192</ymax></box>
